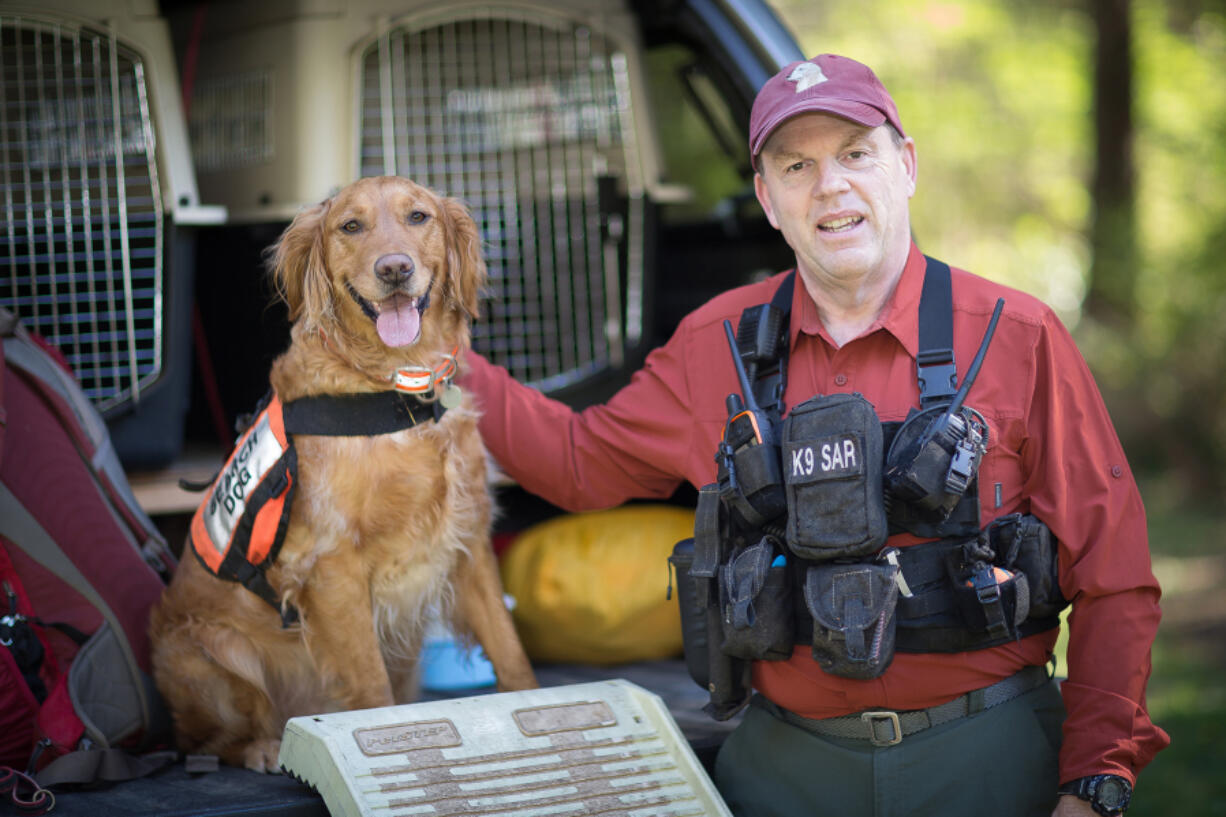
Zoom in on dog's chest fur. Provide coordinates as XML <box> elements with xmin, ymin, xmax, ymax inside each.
<box><xmin>273</xmin><ymin>403</ymin><xmax>489</xmax><ymax>619</ymax></box>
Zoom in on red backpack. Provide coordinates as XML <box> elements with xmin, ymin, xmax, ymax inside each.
<box><xmin>0</xmin><ymin>307</ymin><xmax>177</xmax><ymax>807</ymax></box>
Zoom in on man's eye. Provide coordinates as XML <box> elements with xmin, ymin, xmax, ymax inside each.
<box><xmin>341</xmin><ymin>220</ymin><xmax>362</xmax><ymax>233</ymax></box>
<box><xmin>786</xmin><ymin>161</ymin><xmax>806</xmax><ymax>174</ymax></box>
<box><xmin>409</xmin><ymin>210</ymin><xmax>429</xmax><ymax>224</ymax></box>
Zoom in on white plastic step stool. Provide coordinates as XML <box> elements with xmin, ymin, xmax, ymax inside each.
<box><xmin>278</xmin><ymin>679</ymin><xmax>732</xmax><ymax>817</ymax></box>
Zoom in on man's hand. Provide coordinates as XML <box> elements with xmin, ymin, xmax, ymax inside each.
<box><xmin>1052</xmin><ymin>794</ymin><xmax>1100</xmax><ymax>817</ymax></box>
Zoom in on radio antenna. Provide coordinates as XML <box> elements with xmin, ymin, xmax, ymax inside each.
<box><xmin>723</xmin><ymin>319</ymin><xmax>760</xmax><ymax>411</ymax></box>
<box><xmin>948</xmin><ymin>298</ymin><xmax>1004</xmax><ymax>414</ymax></box>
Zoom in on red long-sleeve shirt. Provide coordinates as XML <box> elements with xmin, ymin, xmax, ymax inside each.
<box><xmin>463</xmin><ymin>242</ymin><xmax>1169</xmax><ymax>783</ymax></box>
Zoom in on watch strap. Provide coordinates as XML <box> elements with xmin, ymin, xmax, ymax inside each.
<box><xmin>1058</xmin><ymin>776</ymin><xmax>1093</xmax><ymax>798</ymax></box>
<box><xmin>1058</xmin><ymin>775</ymin><xmax>1132</xmax><ymax>816</ymax></box>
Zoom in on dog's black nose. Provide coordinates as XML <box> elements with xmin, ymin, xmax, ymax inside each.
<box><xmin>374</xmin><ymin>253</ymin><xmax>414</xmax><ymax>284</ymax></box>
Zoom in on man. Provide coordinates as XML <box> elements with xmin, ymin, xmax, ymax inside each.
<box><xmin>461</xmin><ymin>54</ymin><xmax>1168</xmax><ymax>816</ymax></box>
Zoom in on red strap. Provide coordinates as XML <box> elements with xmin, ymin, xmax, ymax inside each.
<box><xmin>0</xmin><ymin>766</ymin><xmax>55</xmax><ymax>815</ymax></box>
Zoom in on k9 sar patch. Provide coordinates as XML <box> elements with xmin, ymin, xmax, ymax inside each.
<box><xmin>786</xmin><ymin>433</ymin><xmax>864</xmax><ymax>483</ymax></box>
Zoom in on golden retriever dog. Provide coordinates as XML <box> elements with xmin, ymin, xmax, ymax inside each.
<box><xmin>150</xmin><ymin>176</ymin><xmax>537</xmax><ymax>772</ymax></box>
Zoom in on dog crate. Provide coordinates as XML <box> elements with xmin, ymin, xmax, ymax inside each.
<box><xmin>356</xmin><ymin>11</ymin><xmax>649</xmax><ymax>391</ymax></box>
<box><xmin>180</xmin><ymin>1</ymin><xmax>661</xmax><ymax>400</ymax></box>
<box><xmin>0</xmin><ymin>1</ymin><xmax>221</xmax><ymax>466</ymax></box>
<box><xmin>175</xmin><ymin>0</ymin><xmax>801</xmax><ymax>414</ymax></box>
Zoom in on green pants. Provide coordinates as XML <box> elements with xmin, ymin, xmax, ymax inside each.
<box><xmin>713</xmin><ymin>680</ymin><xmax>1065</xmax><ymax>817</ymax></box>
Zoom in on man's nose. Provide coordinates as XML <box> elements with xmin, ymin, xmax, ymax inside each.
<box><xmin>813</xmin><ymin>160</ymin><xmax>851</xmax><ymax>197</ymax></box>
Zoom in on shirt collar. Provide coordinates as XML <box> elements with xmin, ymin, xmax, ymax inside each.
<box><xmin>790</xmin><ymin>242</ymin><xmax>928</xmax><ymax>360</ymax></box>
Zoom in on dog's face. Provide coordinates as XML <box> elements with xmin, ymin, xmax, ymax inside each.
<box><xmin>269</xmin><ymin>176</ymin><xmax>485</xmax><ymax>350</ymax></box>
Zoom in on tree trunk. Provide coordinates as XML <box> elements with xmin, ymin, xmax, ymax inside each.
<box><xmin>1085</xmin><ymin>0</ymin><xmax>1137</xmax><ymax>326</ymax></box>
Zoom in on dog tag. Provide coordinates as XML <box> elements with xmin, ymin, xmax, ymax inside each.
<box><xmin>439</xmin><ymin>383</ymin><xmax>463</xmax><ymax>409</ymax></box>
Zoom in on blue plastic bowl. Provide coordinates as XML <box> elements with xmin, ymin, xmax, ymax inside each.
<box><xmin>420</xmin><ymin>638</ymin><xmax>496</xmax><ymax>691</ymax></box>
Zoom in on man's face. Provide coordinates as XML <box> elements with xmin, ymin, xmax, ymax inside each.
<box><xmin>754</xmin><ymin>113</ymin><xmax>916</xmax><ymax>289</ymax></box>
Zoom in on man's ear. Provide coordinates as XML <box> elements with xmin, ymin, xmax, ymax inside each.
<box><xmin>754</xmin><ymin>172</ymin><xmax>780</xmax><ymax>230</ymax></box>
<box><xmin>901</xmin><ymin>137</ymin><xmax>918</xmax><ymax>198</ymax></box>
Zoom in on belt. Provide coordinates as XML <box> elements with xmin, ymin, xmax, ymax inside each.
<box><xmin>766</xmin><ymin>665</ymin><xmax>1051</xmax><ymax>747</ymax></box>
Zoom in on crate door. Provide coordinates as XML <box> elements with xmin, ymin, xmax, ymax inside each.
<box><xmin>0</xmin><ymin>15</ymin><xmax>165</xmax><ymax>415</ymax></box>
<box><xmin>357</xmin><ymin>10</ymin><xmax>647</xmax><ymax>396</ymax></box>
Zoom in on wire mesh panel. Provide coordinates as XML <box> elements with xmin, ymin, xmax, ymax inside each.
<box><xmin>0</xmin><ymin>15</ymin><xmax>164</xmax><ymax>413</ymax></box>
<box><xmin>189</xmin><ymin>69</ymin><xmax>273</xmax><ymax>174</ymax></box>
<box><xmin>359</xmin><ymin>11</ymin><xmax>643</xmax><ymax>392</ymax></box>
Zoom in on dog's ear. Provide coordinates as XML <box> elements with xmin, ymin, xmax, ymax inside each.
<box><xmin>267</xmin><ymin>199</ymin><xmax>332</xmax><ymax>325</ymax></box>
<box><xmin>440</xmin><ymin>196</ymin><xmax>487</xmax><ymax>320</ymax></box>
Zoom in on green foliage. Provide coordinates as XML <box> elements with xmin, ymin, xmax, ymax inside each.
<box><xmin>769</xmin><ymin>0</ymin><xmax>1226</xmax><ymax>498</ymax></box>
<box><xmin>1134</xmin><ymin>486</ymin><xmax>1226</xmax><ymax>814</ymax></box>
<box><xmin>1126</xmin><ymin>2</ymin><xmax>1226</xmax><ymax>492</ymax></box>
<box><xmin>770</xmin><ymin>0</ymin><xmax>1093</xmax><ymax>318</ymax></box>
<box><xmin>1129</xmin><ymin>636</ymin><xmax>1226</xmax><ymax>816</ymax></box>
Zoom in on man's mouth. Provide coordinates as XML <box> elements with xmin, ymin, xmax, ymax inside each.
<box><xmin>818</xmin><ymin>215</ymin><xmax>863</xmax><ymax>233</ymax></box>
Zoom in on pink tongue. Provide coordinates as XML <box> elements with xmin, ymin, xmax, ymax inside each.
<box><xmin>375</xmin><ymin>295</ymin><xmax>421</xmax><ymax>347</ymax></box>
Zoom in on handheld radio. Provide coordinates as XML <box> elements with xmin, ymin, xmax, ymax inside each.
<box><xmin>715</xmin><ymin>319</ymin><xmax>787</xmax><ymax>528</ymax></box>
<box><xmin>884</xmin><ymin>298</ymin><xmax>1005</xmax><ymax>519</ymax></box>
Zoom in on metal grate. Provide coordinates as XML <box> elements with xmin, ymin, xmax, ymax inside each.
<box><xmin>189</xmin><ymin>69</ymin><xmax>274</xmax><ymax>173</ymax></box>
<box><xmin>359</xmin><ymin>10</ymin><xmax>645</xmax><ymax>392</ymax></box>
<box><xmin>0</xmin><ymin>15</ymin><xmax>164</xmax><ymax>413</ymax></box>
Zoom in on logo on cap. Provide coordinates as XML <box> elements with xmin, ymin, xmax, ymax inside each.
<box><xmin>787</xmin><ymin>62</ymin><xmax>828</xmax><ymax>93</ymax></box>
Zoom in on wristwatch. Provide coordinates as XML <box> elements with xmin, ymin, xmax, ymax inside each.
<box><xmin>1058</xmin><ymin>775</ymin><xmax>1133</xmax><ymax>816</ymax></box>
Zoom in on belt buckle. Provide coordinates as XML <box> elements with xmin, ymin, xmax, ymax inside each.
<box><xmin>860</xmin><ymin>711</ymin><xmax>903</xmax><ymax>747</ymax></box>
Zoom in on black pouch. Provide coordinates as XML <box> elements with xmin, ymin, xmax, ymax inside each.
<box><xmin>718</xmin><ymin>536</ymin><xmax>793</xmax><ymax>661</ymax></box>
<box><xmin>717</xmin><ymin>438</ymin><xmax>787</xmax><ymax>528</ymax></box>
<box><xmin>988</xmin><ymin>513</ymin><xmax>1066</xmax><ymax>620</ymax></box>
<box><xmin>950</xmin><ymin>560</ymin><xmax>1030</xmax><ymax>640</ymax></box>
<box><xmin>669</xmin><ymin>539</ymin><xmax>708</xmax><ymax>690</ymax></box>
<box><xmin>689</xmin><ymin>484</ymin><xmax>752</xmax><ymax>719</ymax></box>
<box><xmin>782</xmin><ymin>393</ymin><xmax>887</xmax><ymax>561</ymax></box>
<box><xmin>803</xmin><ymin>557</ymin><xmax>899</xmax><ymax>679</ymax></box>
<box><xmin>679</xmin><ymin>484</ymin><xmax>725</xmax><ymax>690</ymax></box>
<box><xmin>690</xmin><ymin>484</ymin><xmax>725</xmax><ymax>610</ymax></box>
<box><xmin>703</xmin><ymin>601</ymin><xmax>753</xmax><ymax>721</ymax></box>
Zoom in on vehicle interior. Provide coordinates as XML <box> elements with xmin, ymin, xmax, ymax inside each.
<box><xmin>1</xmin><ymin>1</ymin><xmax>803</xmax><ymax>812</ymax></box>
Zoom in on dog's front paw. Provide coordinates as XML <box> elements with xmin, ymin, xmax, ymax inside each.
<box><xmin>497</xmin><ymin>669</ymin><xmax>540</xmax><ymax>692</ymax></box>
<box><xmin>242</xmin><ymin>738</ymin><xmax>283</xmax><ymax>773</ymax></box>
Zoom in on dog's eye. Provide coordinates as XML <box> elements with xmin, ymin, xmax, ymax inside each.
<box><xmin>408</xmin><ymin>210</ymin><xmax>429</xmax><ymax>225</ymax></box>
<box><xmin>341</xmin><ymin>219</ymin><xmax>362</xmax><ymax>233</ymax></box>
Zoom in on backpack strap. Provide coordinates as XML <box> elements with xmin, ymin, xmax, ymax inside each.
<box><xmin>0</xmin><ymin>766</ymin><xmax>55</xmax><ymax>814</ymax></box>
<box><xmin>32</xmin><ymin>746</ymin><xmax>176</xmax><ymax>789</ymax></box>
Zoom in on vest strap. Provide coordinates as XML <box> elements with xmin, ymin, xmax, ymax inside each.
<box><xmin>281</xmin><ymin>390</ymin><xmax>443</xmax><ymax>436</ymax></box>
<box><xmin>743</xmin><ymin>257</ymin><xmax>958</xmax><ymax>415</ymax></box>
<box><xmin>916</xmin><ymin>257</ymin><xmax>957</xmax><ymax>408</ymax></box>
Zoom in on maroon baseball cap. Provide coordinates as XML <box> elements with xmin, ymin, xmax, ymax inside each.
<box><xmin>749</xmin><ymin>54</ymin><xmax>906</xmax><ymax>163</ymax></box>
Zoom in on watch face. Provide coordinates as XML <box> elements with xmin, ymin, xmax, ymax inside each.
<box><xmin>1095</xmin><ymin>777</ymin><xmax>1131</xmax><ymax>812</ymax></box>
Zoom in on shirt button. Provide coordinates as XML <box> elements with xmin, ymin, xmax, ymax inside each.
<box><xmin>1111</xmin><ymin>465</ymin><xmax>1124</xmax><ymax>478</ymax></box>
<box><xmin>834</xmin><ymin>374</ymin><xmax>848</xmax><ymax>387</ymax></box>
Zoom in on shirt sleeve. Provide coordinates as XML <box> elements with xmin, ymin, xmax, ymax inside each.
<box><xmin>459</xmin><ymin>320</ymin><xmax>702</xmax><ymax>511</ymax></box>
<box><xmin>1020</xmin><ymin>310</ymin><xmax>1170</xmax><ymax>783</ymax></box>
